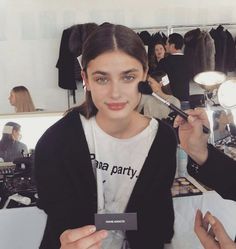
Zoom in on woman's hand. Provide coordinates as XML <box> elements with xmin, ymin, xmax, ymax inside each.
<box><xmin>173</xmin><ymin>108</ymin><xmax>210</xmax><ymax>165</ymax></box>
<box><xmin>147</xmin><ymin>76</ymin><xmax>167</xmax><ymax>99</ymax></box>
<box><xmin>195</xmin><ymin>210</ymin><xmax>236</xmax><ymax>249</ymax></box>
<box><xmin>60</xmin><ymin>225</ymin><xmax>108</xmax><ymax>249</ymax></box>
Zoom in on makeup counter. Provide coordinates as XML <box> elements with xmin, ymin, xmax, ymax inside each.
<box><xmin>0</xmin><ymin>111</ymin><xmax>236</xmax><ymax>249</ymax></box>
<box><xmin>0</xmin><ymin>177</ymin><xmax>236</xmax><ymax>249</ymax></box>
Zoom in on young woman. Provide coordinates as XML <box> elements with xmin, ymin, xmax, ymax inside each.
<box><xmin>9</xmin><ymin>86</ymin><xmax>35</xmax><ymax>112</ymax></box>
<box><xmin>0</xmin><ymin>122</ymin><xmax>28</xmax><ymax>162</ymax></box>
<box><xmin>35</xmin><ymin>23</ymin><xmax>177</xmax><ymax>249</ymax></box>
<box><xmin>148</xmin><ymin>41</ymin><xmax>166</xmax><ymax>74</ymax></box>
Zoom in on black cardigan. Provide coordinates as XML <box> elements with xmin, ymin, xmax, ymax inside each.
<box><xmin>34</xmin><ymin>109</ymin><xmax>177</xmax><ymax>249</ymax></box>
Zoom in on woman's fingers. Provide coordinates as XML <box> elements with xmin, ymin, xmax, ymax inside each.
<box><xmin>87</xmin><ymin>241</ymin><xmax>102</xmax><ymax>249</ymax></box>
<box><xmin>60</xmin><ymin>226</ymin><xmax>96</xmax><ymax>244</ymax></box>
<box><xmin>195</xmin><ymin>210</ymin><xmax>236</xmax><ymax>249</ymax></box>
<box><xmin>194</xmin><ymin>210</ymin><xmax>219</xmax><ymax>249</ymax></box>
<box><xmin>174</xmin><ymin>108</ymin><xmax>210</xmax><ymax>132</ymax></box>
<box><xmin>72</xmin><ymin>231</ymin><xmax>106</xmax><ymax>249</ymax></box>
<box><xmin>206</xmin><ymin>214</ymin><xmax>233</xmax><ymax>246</ymax></box>
<box><xmin>60</xmin><ymin>225</ymin><xmax>107</xmax><ymax>249</ymax></box>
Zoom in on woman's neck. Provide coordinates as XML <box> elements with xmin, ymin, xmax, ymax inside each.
<box><xmin>95</xmin><ymin>112</ymin><xmax>150</xmax><ymax>139</ymax></box>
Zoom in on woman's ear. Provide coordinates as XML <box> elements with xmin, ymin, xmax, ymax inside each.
<box><xmin>81</xmin><ymin>70</ymin><xmax>91</xmax><ymax>91</ymax></box>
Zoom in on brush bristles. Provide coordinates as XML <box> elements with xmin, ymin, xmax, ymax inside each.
<box><xmin>138</xmin><ymin>81</ymin><xmax>153</xmax><ymax>94</ymax></box>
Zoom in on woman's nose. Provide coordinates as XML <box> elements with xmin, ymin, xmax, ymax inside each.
<box><xmin>110</xmin><ymin>82</ymin><xmax>121</xmax><ymax>99</ymax></box>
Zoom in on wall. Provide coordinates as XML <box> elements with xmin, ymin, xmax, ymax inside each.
<box><xmin>1</xmin><ymin>0</ymin><xmax>236</xmax><ymax>113</ymax></box>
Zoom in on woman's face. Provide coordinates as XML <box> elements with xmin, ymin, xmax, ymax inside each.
<box><xmin>12</xmin><ymin>129</ymin><xmax>21</xmax><ymax>141</ymax></box>
<box><xmin>83</xmin><ymin>50</ymin><xmax>147</xmax><ymax>121</ymax></box>
<box><xmin>9</xmin><ymin>91</ymin><xmax>16</xmax><ymax>106</ymax></box>
<box><xmin>154</xmin><ymin>44</ymin><xmax>165</xmax><ymax>60</ymax></box>
<box><xmin>218</xmin><ymin>112</ymin><xmax>228</xmax><ymax>126</ymax></box>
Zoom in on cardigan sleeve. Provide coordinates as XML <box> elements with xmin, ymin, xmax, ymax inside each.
<box><xmin>188</xmin><ymin>144</ymin><xmax>236</xmax><ymax>201</ymax></box>
<box><xmin>34</xmin><ymin>111</ymin><xmax>96</xmax><ymax>249</ymax></box>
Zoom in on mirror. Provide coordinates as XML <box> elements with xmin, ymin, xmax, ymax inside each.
<box><xmin>218</xmin><ymin>79</ymin><xmax>236</xmax><ymax>109</ymax></box>
<box><xmin>0</xmin><ymin>112</ymin><xmax>63</xmax><ymax>151</ymax></box>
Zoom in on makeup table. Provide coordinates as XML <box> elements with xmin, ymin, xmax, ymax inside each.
<box><xmin>0</xmin><ymin>177</ymin><xmax>236</xmax><ymax>249</ymax></box>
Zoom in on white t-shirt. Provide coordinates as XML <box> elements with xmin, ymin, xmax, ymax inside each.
<box><xmin>81</xmin><ymin>115</ymin><xmax>158</xmax><ymax>249</ymax></box>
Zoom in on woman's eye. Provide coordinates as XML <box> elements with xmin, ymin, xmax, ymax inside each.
<box><xmin>95</xmin><ymin>77</ymin><xmax>109</xmax><ymax>84</ymax></box>
<box><xmin>123</xmin><ymin>75</ymin><xmax>135</xmax><ymax>82</ymax></box>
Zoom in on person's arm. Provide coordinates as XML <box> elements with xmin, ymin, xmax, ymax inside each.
<box><xmin>194</xmin><ymin>209</ymin><xmax>236</xmax><ymax>249</ymax></box>
<box><xmin>173</xmin><ymin>108</ymin><xmax>209</xmax><ymax>165</ymax></box>
<box><xmin>148</xmin><ymin>75</ymin><xmax>170</xmax><ymax>100</ymax></box>
<box><xmin>188</xmin><ymin>143</ymin><xmax>236</xmax><ymax>201</ymax></box>
<box><xmin>148</xmin><ymin>75</ymin><xmax>181</xmax><ymax>107</ymax></box>
<box><xmin>174</xmin><ymin>108</ymin><xmax>236</xmax><ymax>201</ymax></box>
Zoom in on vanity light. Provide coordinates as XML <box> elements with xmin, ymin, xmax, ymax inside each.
<box><xmin>193</xmin><ymin>71</ymin><xmax>226</xmax><ymax>92</ymax></box>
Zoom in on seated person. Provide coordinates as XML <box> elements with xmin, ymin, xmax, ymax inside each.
<box><xmin>227</xmin><ymin>110</ymin><xmax>236</xmax><ymax>136</ymax></box>
<box><xmin>137</xmin><ymin>75</ymin><xmax>180</xmax><ymax>120</ymax></box>
<box><xmin>0</xmin><ymin>122</ymin><xmax>28</xmax><ymax>162</ymax></box>
<box><xmin>8</xmin><ymin>86</ymin><xmax>36</xmax><ymax>112</ymax></box>
<box><xmin>213</xmin><ymin>110</ymin><xmax>231</xmax><ymax>143</ymax></box>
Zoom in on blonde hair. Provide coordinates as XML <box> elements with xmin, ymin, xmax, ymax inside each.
<box><xmin>11</xmin><ymin>86</ymin><xmax>36</xmax><ymax>112</ymax></box>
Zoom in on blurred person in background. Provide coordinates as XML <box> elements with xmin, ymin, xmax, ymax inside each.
<box><xmin>148</xmin><ymin>41</ymin><xmax>166</xmax><ymax>75</ymax></box>
<box><xmin>0</xmin><ymin>122</ymin><xmax>28</xmax><ymax>162</ymax></box>
<box><xmin>9</xmin><ymin>86</ymin><xmax>36</xmax><ymax>112</ymax></box>
<box><xmin>159</xmin><ymin>33</ymin><xmax>190</xmax><ymax>102</ymax></box>
<box><xmin>213</xmin><ymin>109</ymin><xmax>231</xmax><ymax>143</ymax></box>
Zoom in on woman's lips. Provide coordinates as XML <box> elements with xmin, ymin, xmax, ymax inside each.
<box><xmin>106</xmin><ymin>102</ymin><xmax>127</xmax><ymax>110</ymax></box>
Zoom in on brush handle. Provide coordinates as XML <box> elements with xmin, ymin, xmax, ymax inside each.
<box><xmin>169</xmin><ymin>103</ymin><xmax>210</xmax><ymax>134</ymax></box>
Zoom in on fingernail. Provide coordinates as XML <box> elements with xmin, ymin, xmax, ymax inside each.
<box><xmin>208</xmin><ymin>214</ymin><xmax>216</xmax><ymax>225</ymax></box>
<box><xmin>101</xmin><ymin>230</ymin><xmax>108</xmax><ymax>238</ymax></box>
<box><xmin>188</xmin><ymin>116</ymin><xmax>196</xmax><ymax>122</ymax></box>
<box><xmin>89</xmin><ymin>226</ymin><xmax>96</xmax><ymax>233</ymax></box>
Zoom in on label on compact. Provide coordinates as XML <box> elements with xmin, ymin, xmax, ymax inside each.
<box><xmin>94</xmin><ymin>213</ymin><xmax>137</xmax><ymax>231</ymax></box>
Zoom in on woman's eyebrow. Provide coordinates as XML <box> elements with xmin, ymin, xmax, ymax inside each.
<box><xmin>91</xmin><ymin>71</ymin><xmax>108</xmax><ymax>76</ymax></box>
<box><xmin>91</xmin><ymin>69</ymin><xmax>140</xmax><ymax>76</ymax></box>
<box><xmin>121</xmin><ymin>69</ymin><xmax>139</xmax><ymax>75</ymax></box>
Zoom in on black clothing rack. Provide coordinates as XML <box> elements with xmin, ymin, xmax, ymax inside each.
<box><xmin>132</xmin><ymin>25</ymin><xmax>170</xmax><ymax>34</ymax></box>
<box><xmin>130</xmin><ymin>22</ymin><xmax>236</xmax><ymax>35</ymax></box>
<box><xmin>170</xmin><ymin>22</ymin><xmax>236</xmax><ymax>33</ymax></box>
